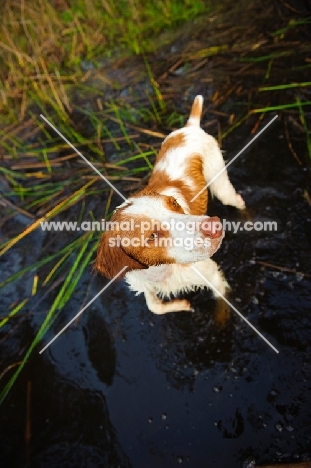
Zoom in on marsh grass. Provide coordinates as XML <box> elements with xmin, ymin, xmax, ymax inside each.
<box><xmin>0</xmin><ymin>0</ymin><xmax>206</xmax><ymax>123</ymax></box>
<box><xmin>0</xmin><ymin>0</ymin><xmax>311</xmax><ymax>403</ymax></box>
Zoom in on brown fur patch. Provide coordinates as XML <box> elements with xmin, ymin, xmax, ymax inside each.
<box><xmin>184</xmin><ymin>154</ymin><xmax>207</xmax><ymax>215</ymax></box>
<box><xmin>95</xmin><ymin>206</ymin><xmax>149</xmax><ymax>279</ymax></box>
<box><xmin>190</xmin><ymin>97</ymin><xmax>202</xmax><ymax>120</ymax></box>
<box><xmin>146</xmin><ymin>154</ymin><xmax>208</xmax><ymax>216</ymax></box>
<box><xmin>146</xmin><ymin>169</ymin><xmax>192</xmax><ymax>209</ymax></box>
<box><xmin>163</xmin><ymin>196</ymin><xmax>185</xmax><ymax>214</ymax></box>
<box><xmin>95</xmin><ymin>206</ymin><xmax>178</xmax><ymax>279</ymax></box>
<box><xmin>120</xmin><ymin>214</ymin><xmax>177</xmax><ymax>267</ymax></box>
<box><xmin>155</xmin><ymin>133</ymin><xmax>185</xmax><ymax>164</ymax></box>
<box><xmin>95</xmin><ymin>229</ymin><xmax>148</xmax><ymax>279</ymax></box>
<box><xmin>185</xmin><ymin>96</ymin><xmax>203</xmax><ymax>126</ymax></box>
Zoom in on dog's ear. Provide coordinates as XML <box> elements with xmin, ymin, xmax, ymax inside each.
<box><xmin>94</xmin><ymin>230</ymin><xmax>148</xmax><ymax>279</ymax></box>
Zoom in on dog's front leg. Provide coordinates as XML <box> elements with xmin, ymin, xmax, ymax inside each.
<box><xmin>144</xmin><ymin>289</ymin><xmax>194</xmax><ymax>315</ymax></box>
<box><xmin>183</xmin><ymin>259</ymin><xmax>230</xmax><ymax>298</ymax></box>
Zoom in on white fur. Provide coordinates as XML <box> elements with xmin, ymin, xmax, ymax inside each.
<box><xmin>126</xmin><ymin>260</ymin><xmax>228</xmax><ymax>298</ymax></box>
<box><xmin>152</xmin><ymin>126</ymin><xmax>245</xmax><ymax>210</ymax></box>
<box><xmin>126</xmin><ymin>259</ymin><xmax>229</xmax><ymax>315</ymax></box>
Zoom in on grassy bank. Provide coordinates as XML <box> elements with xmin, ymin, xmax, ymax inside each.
<box><xmin>0</xmin><ymin>0</ymin><xmax>207</xmax><ymax>123</ymax></box>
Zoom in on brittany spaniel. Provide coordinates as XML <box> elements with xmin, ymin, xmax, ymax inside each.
<box><xmin>95</xmin><ymin>95</ymin><xmax>245</xmax><ymax>314</ymax></box>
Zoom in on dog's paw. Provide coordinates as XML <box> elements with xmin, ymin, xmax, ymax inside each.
<box><xmin>176</xmin><ymin>299</ymin><xmax>194</xmax><ymax>313</ymax></box>
<box><xmin>235</xmin><ymin>193</ymin><xmax>246</xmax><ymax>210</ymax></box>
<box><xmin>149</xmin><ymin>298</ymin><xmax>194</xmax><ymax>314</ymax></box>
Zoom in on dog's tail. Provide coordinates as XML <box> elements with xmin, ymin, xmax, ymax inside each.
<box><xmin>186</xmin><ymin>95</ymin><xmax>203</xmax><ymax>127</ymax></box>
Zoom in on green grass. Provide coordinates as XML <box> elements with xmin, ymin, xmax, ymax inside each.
<box><xmin>296</xmin><ymin>97</ymin><xmax>311</xmax><ymax>160</ymax></box>
<box><xmin>259</xmin><ymin>82</ymin><xmax>311</xmax><ymax>91</ymax></box>
<box><xmin>0</xmin><ymin>0</ymin><xmax>207</xmax><ymax>123</ymax></box>
<box><xmin>251</xmin><ymin>101</ymin><xmax>311</xmax><ymax>113</ymax></box>
<box><xmin>0</xmin><ymin>232</ymin><xmax>97</xmax><ymax>405</ymax></box>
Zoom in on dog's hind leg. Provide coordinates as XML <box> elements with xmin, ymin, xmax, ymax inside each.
<box><xmin>201</xmin><ymin>136</ymin><xmax>245</xmax><ymax>210</ymax></box>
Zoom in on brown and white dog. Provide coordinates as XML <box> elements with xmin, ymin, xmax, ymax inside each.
<box><xmin>95</xmin><ymin>95</ymin><xmax>245</xmax><ymax>314</ymax></box>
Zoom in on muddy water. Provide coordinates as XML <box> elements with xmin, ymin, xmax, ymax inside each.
<box><xmin>1</xmin><ymin>114</ymin><xmax>311</xmax><ymax>467</ymax></box>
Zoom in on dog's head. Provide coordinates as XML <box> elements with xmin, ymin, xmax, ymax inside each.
<box><xmin>95</xmin><ymin>191</ymin><xmax>223</xmax><ymax>279</ymax></box>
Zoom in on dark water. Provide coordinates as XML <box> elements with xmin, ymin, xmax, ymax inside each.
<box><xmin>1</xmin><ymin>116</ymin><xmax>311</xmax><ymax>467</ymax></box>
